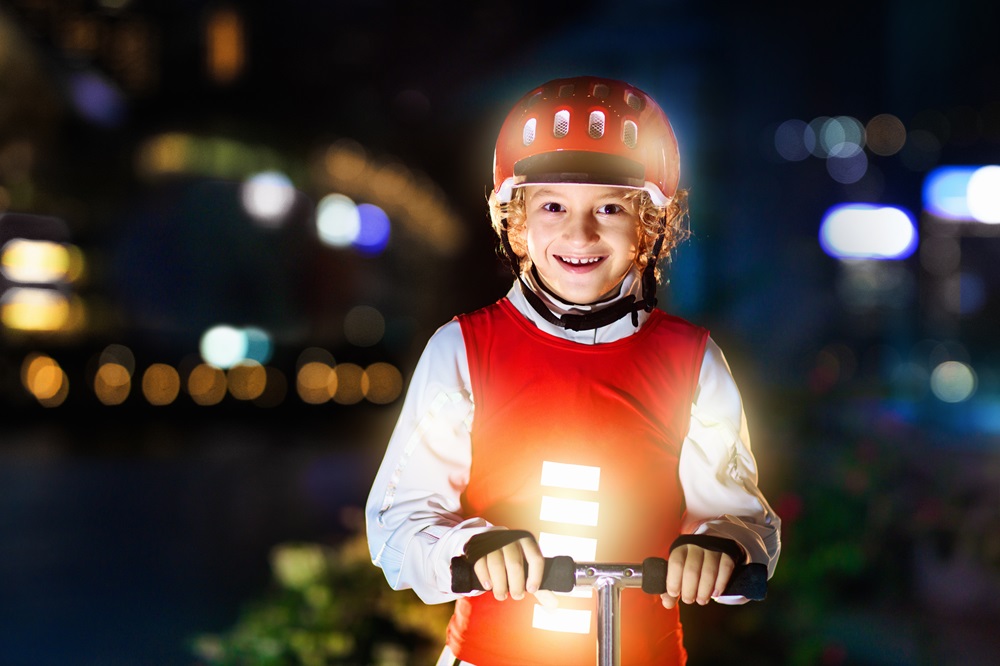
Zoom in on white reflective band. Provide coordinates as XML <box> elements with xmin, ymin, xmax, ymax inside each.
<box><xmin>538</xmin><ymin>532</ymin><xmax>598</xmax><ymax>562</ymax></box>
<box><xmin>540</xmin><ymin>461</ymin><xmax>601</xmax><ymax>491</ymax></box>
<box><xmin>532</xmin><ymin>605</ymin><xmax>592</xmax><ymax>634</ymax></box>
<box><xmin>540</xmin><ymin>496</ymin><xmax>599</xmax><ymax>526</ymax></box>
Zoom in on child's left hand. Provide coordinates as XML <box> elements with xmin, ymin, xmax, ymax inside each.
<box><xmin>660</xmin><ymin>544</ymin><xmax>736</xmax><ymax>608</ymax></box>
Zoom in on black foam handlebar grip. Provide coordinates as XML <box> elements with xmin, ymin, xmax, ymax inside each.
<box><xmin>639</xmin><ymin>558</ymin><xmax>767</xmax><ymax>600</ymax></box>
<box><xmin>450</xmin><ymin>554</ymin><xmax>576</xmax><ymax>594</ymax></box>
<box><xmin>641</xmin><ymin>557</ymin><xmax>668</xmax><ymax>594</ymax></box>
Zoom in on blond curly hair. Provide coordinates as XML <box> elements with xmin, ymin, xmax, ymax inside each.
<box><xmin>487</xmin><ymin>186</ymin><xmax>690</xmax><ymax>284</ymax></box>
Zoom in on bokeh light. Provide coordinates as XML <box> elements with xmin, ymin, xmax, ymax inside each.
<box><xmin>227</xmin><ymin>360</ymin><xmax>267</xmax><ymax>400</ymax></box>
<box><xmin>827</xmin><ymin>151</ymin><xmax>868</xmax><ymax>184</ymax></box>
<box><xmin>0</xmin><ymin>287</ymin><xmax>70</xmax><ymax>331</ymax></box>
<box><xmin>354</xmin><ymin>203</ymin><xmax>391</xmax><ymax>254</ymax></box>
<box><xmin>344</xmin><ymin>305</ymin><xmax>385</xmax><ymax>347</ymax></box>
<box><xmin>361</xmin><ymin>362</ymin><xmax>403</xmax><ymax>404</ymax></box>
<box><xmin>930</xmin><ymin>361</ymin><xmax>977</xmax><ymax>403</ymax></box>
<box><xmin>820</xmin><ymin>116</ymin><xmax>865</xmax><ymax>158</ymax></box>
<box><xmin>923</xmin><ymin>166</ymin><xmax>977</xmax><ymax>219</ymax></box>
<box><xmin>95</xmin><ymin>362</ymin><xmax>131</xmax><ymax>405</ymax></box>
<box><xmin>21</xmin><ymin>353</ymin><xmax>69</xmax><ymax>406</ymax></box>
<box><xmin>820</xmin><ymin>204</ymin><xmax>917</xmax><ymax>260</ymax></box>
<box><xmin>773</xmin><ymin>119</ymin><xmax>811</xmax><ymax>161</ymax></box>
<box><xmin>188</xmin><ymin>363</ymin><xmax>228</xmax><ymax>406</ymax></box>
<box><xmin>865</xmin><ymin>113</ymin><xmax>906</xmax><ymax>156</ymax></box>
<box><xmin>142</xmin><ymin>363</ymin><xmax>181</xmax><ymax>406</ymax></box>
<box><xmin>297</xmin><ymin>360</ymin><xmax>335</xmax><ymax>404</ymax></box>
<box><xmin>966</xmin><ymin>165</ymin><xmax>1000</xmax><ymax>223</ymax></box>
<box><xmin>243</xmin><ymin>327</ymin><xmax>274</xmax><ymax>364</ymax></box>
<box><xmin>68</xmin><ymin>70</ymin><xmax>125</xmax><ymax>127</ymax></box>
<box><xmin>199</xmin><ymin>324</ymin><xmax>272</xmax><ymax>368</ymax></box>
<box><xmin>240</xmin><ymin>170</ymin><xmax>297</xmax><ymax>227</ymax></box>
<box><xmin>100</xmin><ymin>344</ymin><xmax>135</xmax><ymax>376</ymax></box>
<box><xmin>331</xmin><ymin>363</ymin><xmax>364</xmax><ymax>405</ymax></box>
<box><xmin>205</xmin><ymin>6</ymin><xmax>245</xmax><ymax>84</ymax></box>
<box><xmin>1</xmin><ymin>239</ymin><xmax>72</xmax><ymax>283</ymax></box>
<box><xmin>316</xmin><ymin>193</ymin><xmax>360</xmax><ymax>247</ymax></box>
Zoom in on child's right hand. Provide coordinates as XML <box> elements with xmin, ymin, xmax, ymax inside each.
<box><xmin>471</xmin><ymin>534</ymin><xmax>559</xmax><ymax>608</ymax></box>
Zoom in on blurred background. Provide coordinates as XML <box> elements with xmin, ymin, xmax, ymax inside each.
<box><xmin>2</xmin><ymin>0</ymin><xmax>999</xmax><ymax>664</ymax></box>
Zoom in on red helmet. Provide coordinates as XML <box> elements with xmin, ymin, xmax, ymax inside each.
<box><xmin>492</xmin><ymin>76</ymin><xmax>680</xmax><ymax>205</ymax></box>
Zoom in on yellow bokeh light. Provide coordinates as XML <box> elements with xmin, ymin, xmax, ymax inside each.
<box><xmin>100</xmin><ymin>343</ymin><xmax>136</xmax><ymax>376</ymax></box>
<box><xmin>22</xmin><ymin>353</ymin><xmax>66</xmax><ymax>401</ymax></box>
<box><xmin>137</xmin><ymin>132</ymin><xmax>190</xmax><ymax>176</ymax></box>
<box><xmin>228</xmin><ymin>361</ymin><xmax>267</xmax><ymax>400</ymax></box>
<box><xmin>1</xmin><ymin>287</ymin><xmax>71</xmax><ymax>331</ymax></box>
<box><xmin>324</xmin><ymin>141</ymin><xmax>369</xmax><ymax>185</ymax></box>
<box><xmin>297</xmin><ymin>361</ymin><xmax>334</xmax><ymax>404</ymax></box>
<box><xmin>38</xmin><ymin>372</ymin><xmax>69</xmax><ymax>407</ymax></box>
<box><xmin>1</xmin><ymin>239</ymin><xmax>72</xmax><ymax>283</ymax></box>
<box><xmin>205</xmin><ymin>7</ymin><xmax>245</xmax><ymax>84</ymax></box>
<box><xmin>142</xmin><ymin>363</ymin><xmax>181</xmax><ymax>406</ymax></box>
<box><xmin>95</xmin><ymin>362</ymin><xmax>131</xmax><ymax>405</ymax></box>
<box><xmin>332</xmin><ymin>363</ymin><xmax>364</xmax><ymax>405</ymax></box>
<box><xmin>361</xmin><ymin>362</ymin><xmax>402</xmax><ymax>404</ymax></box>
<box><xmin>188</xmin><ymin>363</ymin><xmax>227</xmax><ymax>405</ymax></box>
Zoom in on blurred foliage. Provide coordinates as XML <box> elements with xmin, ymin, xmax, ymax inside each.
<box><xmin>191</xmin><ymin>532</ymin><xmax>452</xmax><ymax>666</ymax></box>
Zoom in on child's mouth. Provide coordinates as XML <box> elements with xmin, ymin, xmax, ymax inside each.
<box><xmin>556</xmin><ymin>255</ymin><xmax>604</xmax><ymax>267</ymax></box>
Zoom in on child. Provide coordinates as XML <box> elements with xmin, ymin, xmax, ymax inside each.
<box><xmin>366</xmin><ymin>76</ymin><xmax>780</xmax><ymax>666</ymax></box>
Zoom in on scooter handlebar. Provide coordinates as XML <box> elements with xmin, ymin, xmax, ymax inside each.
<box><xmin>450</xmin><ymin>555</ymin><xmax>767</xmax><ymax>600</ymax></box>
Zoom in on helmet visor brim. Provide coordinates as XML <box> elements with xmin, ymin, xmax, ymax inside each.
<box><xmin>512</xmin><ymin>151</ymin><xmax>646</xmax><ymax>189</ymax></box>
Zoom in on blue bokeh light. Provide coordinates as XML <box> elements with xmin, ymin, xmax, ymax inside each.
<box><xmin>923</xmin><ymin>166</ymin><xmax>977</xmax><ymax>220</ymax></box>
<box><xmin>353</xmin><ymin>203</ymin><xmax>391</xmax><ymax>255</ymax></box>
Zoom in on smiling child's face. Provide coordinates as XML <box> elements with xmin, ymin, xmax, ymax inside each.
<box><xmin>519</xmin><ymin>184</ymin><xmax>641</xmax><ymax>305</ymax></box>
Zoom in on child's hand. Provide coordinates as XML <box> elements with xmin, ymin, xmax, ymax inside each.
<box><xmin>471</xmin><ymin>534</ymin><xmax>558</xmax><ymax>608</ymax></box>
<box><xmin>660</xmin><ymin>544</ymin><xmax>736</xmax><ymax>608</ymax></box>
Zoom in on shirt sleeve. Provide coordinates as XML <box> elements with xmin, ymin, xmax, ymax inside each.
<box><xmin>678</xmin><ymin>337</ymin><xmax>782</xmax><ymax>602</ymax></box>
<box><xmin>365</xmin><ymin>319</ymin><xmax>496</xmax><ymax>604</ymax></box>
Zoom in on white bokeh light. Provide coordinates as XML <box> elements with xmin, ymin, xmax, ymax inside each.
<box><xmin>200</xmin><ymin>325</ymin><xmax>248</xmax><ymax>369</ymax></box>
<box><xmin>967</xmin><ymin>165</ymin><xmax>1000</xmax><ymax>224</ymax></box>
<box><xmin>316</xmin><ymin>193</ymin><xmax>361</xmax><ymax>247</ymax></box>
<box><xmin>819</xmin><ymin>204</ymin><xmax>917</xmax><ymax>260</ymax></box>
<box><xmin>930</xmin><ymin>361</ymin><xmax>977</xmax><ymax>403</ymax></box>
<box><xmin>240</xmin><ymin>170</ymin><xmax>296</xmax><ymax>227</ymax></box>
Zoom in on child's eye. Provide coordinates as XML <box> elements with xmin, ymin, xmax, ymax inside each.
<box><xmin>597</xmin><ymin>203</ymin><xmax>624</xmax><ymax>214</ymax></box>
<box><xmin>541</xmin><ymin>202</ymin><xmax>565</xmax><ymax>213</ymax></box>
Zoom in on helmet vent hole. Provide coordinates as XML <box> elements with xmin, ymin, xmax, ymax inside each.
<box><xmin>625</xmin><ymin>92</ymin><xmax>643</xmax><ymax>111</ymax></box>
<box><xmin>522</xmin><ymin>118</ymin><xmax>537</xmax><ymax>146</ymax></box>
<box><xmin>593</xmin><ymin>84</ymin><xmax>610</xmax><ymax>99</ymax></box>
<box><xmin>588</xmin><ymin>111</ymin><xmax>606</xmax><ymax>139</ymax></box>
<box><xmin>558</xmin><ymin>84</ymin><xmax>575</xmax><ymax>98</ymax></box>
<box><xmin>623</xmin><ymin>120</ymin><xmax>638</xmax><ymax>148</ymax></box>
<box><xmin>553</xmin><ymin>110</ymin><xmax>570</xmax><ymax>138</ymax></box>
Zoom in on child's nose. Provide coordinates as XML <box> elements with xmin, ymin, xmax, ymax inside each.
<box><xmin>564</xmin><ymin>214</ymin><xmax>600</xmax><ymax>244</ymax></box>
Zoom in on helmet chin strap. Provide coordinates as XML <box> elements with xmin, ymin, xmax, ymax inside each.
<box><xmin>499</xmin><ymin>214</ymin><xmax>664</xmax><ymax>332</ymax></box>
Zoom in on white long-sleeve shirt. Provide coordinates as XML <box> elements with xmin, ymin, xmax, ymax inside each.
<box><xmin>366</xmin><ymin>271</ymin><xmax>781</xmax><ymax>605</ymax></box>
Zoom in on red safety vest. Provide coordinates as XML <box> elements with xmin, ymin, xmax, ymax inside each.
<box><xmin>448</xmin><ymin>298</ymin><xmax>709</xmax><ymax>666</ymax></box>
